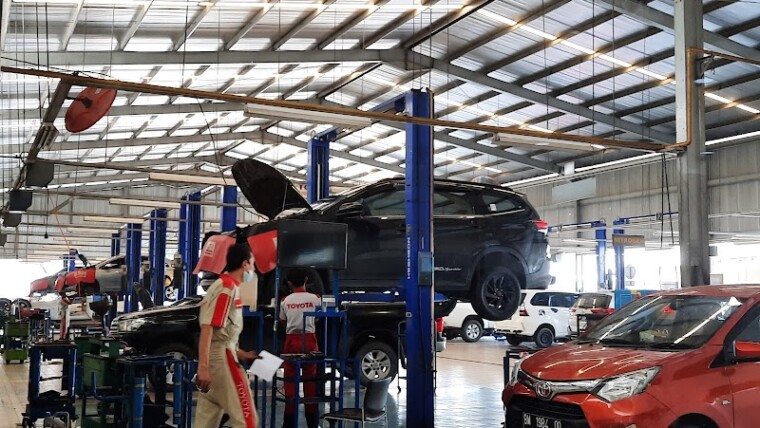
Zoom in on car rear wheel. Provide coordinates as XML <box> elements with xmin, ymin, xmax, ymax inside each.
<box><xmin>355</xmin><ymin>341</ymin><xmax>398</xmax><ymax>387</ymax></box>
<box><xmin>460</xmin><ymin>318</ymin><xmax>484</xmax><ymax>343</ymax></box>
<box><xmin>471</xmin><ymin>267</ymin><xmax>521</xmax><ymax>321</ymax></box>
<box><xmin>534</xmin><ymin>326</ymin><xmax>555</xmax><ymax>348</ymax></box>
<box><xmin>505</xmin><ymin>335</ymin><xmax>523</xmax><ymax>346</ymax></box>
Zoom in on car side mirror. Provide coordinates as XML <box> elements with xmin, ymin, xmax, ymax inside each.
<box><xmin>337</xmin><ymin>202</ymin><xmax>364</xmax><ymax>218</ymax></box>
<box><xmin>734</xmin><ymin>340</ymin><xmax>760</xmax><ymax>360</ymax></box>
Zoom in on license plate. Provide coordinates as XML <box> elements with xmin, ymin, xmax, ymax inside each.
<box><xmin>522</xmin><ymin>413</ymin><xmax>563</xmax><ymax>428</ymax></box>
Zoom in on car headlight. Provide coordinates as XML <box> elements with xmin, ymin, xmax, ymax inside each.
<box><xmin>118</xmin><ymin>318</ymin><xmax>147</xmax><ymax>332</ymax></box>
<box><xmin>509</xmin><ymin>357</ymin><xmax>527</xmax><ymax>386</ymax></box>
<box><xmin>594</xmin><ymin>367</ymin><xmax>660</xmax><ymax>402</ymax></box>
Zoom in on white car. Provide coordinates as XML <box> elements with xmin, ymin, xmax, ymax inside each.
<box><xmin>442</xmin><ymin>302</ymin><xmax>495</xmax><ymax>343</ymax></box>
<box><xmin>568</xmin><ymin>291</ymin><xmax>615</xmax><ymax>336</ymax></box>
<box><xmin>30</xmin><ymin>292</ymin><xmax>95</xmax><ymax>322</ymax></box>
<box><xmin>494</xmin><ymin>290</ymin><xmax>578</xmax><ymax>348</ymax></box>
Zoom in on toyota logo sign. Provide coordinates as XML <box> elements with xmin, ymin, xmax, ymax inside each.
<box><xmin>534</xmin><ymin>381</ymin><xmax>553</xmax><ymax>400</ymax></box>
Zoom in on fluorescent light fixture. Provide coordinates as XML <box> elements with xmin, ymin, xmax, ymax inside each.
<box><xmin>494</xmin><ymin>133</ymin><xmax>606</xmax><ymax>152</ymax></box>
<box><xmin>707</xmin><ymin>130</ymin><xmax>760</xmax><ymax>146</ymax></box>
<box><xmin>504</xmin><ymin>173</ymin><xmax>560</xmax><ymax>187</ymax></box>
<box><xmin>244</xmin><ymin>104</ymin><xmax>372</xmax><ymax>128</ymax></box>
<box><xmin>84</xmin><ymin>215</ymin><xmax>147</xmax><ymax>224</ymax></box>
<box><xmin>109</xmin><ymin>197</ymin><xmax>181</xmax><ymax>209</ymax></box>
<box><xmin>149</xmin><ymin>172</ymin><xmax>232</xmax><ymax>186</ymax></box>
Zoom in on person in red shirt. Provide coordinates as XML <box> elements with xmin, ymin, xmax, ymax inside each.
<box><xmin>279</xmin><ymin>269</ymin><xmax>322</xmax><ymax>428</ymax></box>
<box><xmin>195</xmin><ymin>243</ymin><xmax>259</xmax><ymax>428</ymax></box>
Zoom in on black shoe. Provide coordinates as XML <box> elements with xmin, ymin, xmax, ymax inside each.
<box><xmin>306</xmin><ymin>412</ymin><xmax>320</xmax><ymax>428</ymax></box>
<box><xmin>281</xmin><ymin>413</ymin><xmax>295</xmax><ymax>428</ymax></box>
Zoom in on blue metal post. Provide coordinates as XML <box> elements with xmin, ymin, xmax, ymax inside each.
<box><xmin>68</xmin><ymin>249</ymin><xmax>77</xmax><ymax>272</ymax></box>
<box><xmin>613</xmin><ymin>219</ymin><xmax>626</xmax><ymax>290</ymax></box>
<box><xmin>184</xmin><ymin>192</ymin><xmax>202</xmax><ymax>297</ymax></box>
<box><xmin>594</xmin><ymin>222</ymin><xmax>607</xmax><ymax>290</ymax></box>
<box><xmin>125</xmin><ymin>223</ymin><xmax>142</xmax><ymax>313</ymax></box>
<box><xmin>307</xmin><ymin>131</ymin><xmax>334</xmax><ymax>203</ymax></box>
<box><xmin>221</xmin><ymin>186</ymin><xmax>238</xmax><ymax>232</ymax></box>
<box><xmin>111</xmin><ymin>232</ymin><xmax>121</xmax><ymax>256</ymax></box>
<box><xmin>151</xmin><ymin>209</ymin><xmax>168</xmax><ymax>306</ymax></box>
<box><xmin>404</xmin><ymin>89</ymin><xmax>435</xmax><ymax>428</ymax></box>
<box><xmin>178</xmin><ymin>196</ymin><xmax>188</xmax><ymax>300</ymax></box>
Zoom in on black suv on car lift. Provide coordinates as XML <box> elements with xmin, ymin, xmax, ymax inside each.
<box><xmin>232</xmin><ymin>158</ymin><xmax>553</xmax><ymax>321</ymax></box>
<box><xmin>110</xmin><ymin>297</ymin><xmax>451</xmax><ymax>386</ymax></box>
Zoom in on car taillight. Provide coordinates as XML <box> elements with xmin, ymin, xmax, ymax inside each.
<box><xmin>519</xmin><ymin>308</ymin><xmax>528</xmax><ymax>317</ymax></box>
<box><xmin>591</xmin><ymin>308</ymin><xmax>615</xmax><ymax>315</ymax></box>
<box><xmin>533</xmin><ymin>219</ymin><xmax>549</xmax><ymax>232</ymax></box>
<box><xmin>435</xmin><ymin>318</ymin><xmax>444</xmax><ymax>333</ymax></box>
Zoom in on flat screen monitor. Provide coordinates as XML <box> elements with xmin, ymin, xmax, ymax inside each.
<box><xmin>277</xmin><ymin>219</ymin><xmax>348</xmax><ymax>270</ymax></box>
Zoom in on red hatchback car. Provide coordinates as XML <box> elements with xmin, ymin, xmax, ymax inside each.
<box><xmin>503</xmin><ymin>285</ymin><xmax>760</xmax><ymax>428</ymax></box>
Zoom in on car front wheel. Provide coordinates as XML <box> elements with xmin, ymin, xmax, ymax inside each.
<box><xmin>355</xmin><ymin>341</ymin><xmax>398</xmax><ymax>387</ymax></box>
<box><xmin>460</xmin><ymin>319</ymin><xmax>484</xmax><ymax>343</ymax></box>
<box><xmin>471</xmin><ymin>267</ymin><xmax>521</xmax><ymax>321</ymax></box>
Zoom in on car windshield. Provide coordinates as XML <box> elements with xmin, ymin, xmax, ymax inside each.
<box><xmin>580</xmin><ymin>295</ymin><xmax>743</xmax><ymax>350</ymax></box>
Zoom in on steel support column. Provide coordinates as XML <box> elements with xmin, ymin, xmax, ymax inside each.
<box><xmin>178</xmin><ymin>196</ymin><xmax>188</xmax><ymax>300</ymax></box>
<box><xmin>125</xmin><ymin>223</ymin><xmax>142</xmax><ymax>313</ymax></box>
<box><xmin>404</xmin><ymin>89</ymin><xmax>435</xmax><ymax>428</ymax></box>
<box><xmin>111</xmin><ymin>232</ymin><xmax>121</xmax><ymax>256</ymax></box>
<box><xmin>184</xmin><ymin>192</ymin><xmax>202</xmax><ymax>296</ymax></box>
<box><xmin>613</xmin><ymin>220</ymin><xmax>626</xmax><ymax>291</ymax></box>
<box><xmin>221</xmin><ymin>186</ymin><xmax>238</xmax><ymax>232</ymax></box>
<box><xmin>594</xmin><ymin>223</ymin><xmax>607</xmax><ymax>290</ymax></box>
<box><xmin>675</xmin><ymin>0</ymin><xmax>710</xmax><ymax>287</ymax></box>
<box><xmin>307</xmin><ymin>132</ymin><xmax>334</xmax><ymax>203</ymax></box>
<box><xmin>150</xmin><ymin>209</ymin><xmax>167</xmax><ymax>306</ymax></box>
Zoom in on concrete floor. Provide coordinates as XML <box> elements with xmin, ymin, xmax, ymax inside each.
<box><xmin>0</xmin><ymin>337</ymin><xmax>513</xmax><ymax>428</ymax></box>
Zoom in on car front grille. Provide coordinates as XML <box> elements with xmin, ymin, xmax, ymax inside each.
<box><xmin>506</xmin><ymin>396</ymin><xmax>589</xmax><ymax>428</ymax></box>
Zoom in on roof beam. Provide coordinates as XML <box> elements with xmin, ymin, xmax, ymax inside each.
<box><xmin>119</xmin><ymin>3</ymin><xmax>151</xmax><ymax>50</ymax></box>
<box><xmin>0</xmin><ymin>0</ymin><xmax>10</xmax><ymax>50</ymax></box>
<box><xmin>224</xmin><ymin>1</ymin><xmax>275</xmax><ymax>50</ymax></box>
<box><xmin>0</xmin><ymin>49</ymin><xmax>405</xmax><ymax>67</ymax></box>
<box><xmin>400</xmin><ymin>52</ymin><xmax>675</xmax><ymax>144</ymax></box>
<box><xmin>59</xmin><ymin>0</ymin><xmax>84</xmax><ymax>50</ymax></box>
<box><xmin>269</xmin><ymin>0</ymin><xmax>337</xmax><ymax>51</ymax></box>
<box><xmin>592</xmin><ymin>0</ymin><xmax>760</xmax><ymax>63</ymax></box>
<box><xmin>315</xmin><ymin>0</ymin><xmax>391</xmax><ymax>50</ymax></box>
<box><xmin>172</xmin><ymin>0</ymin><xmax>218</xmax><ymax>51</ymax></box>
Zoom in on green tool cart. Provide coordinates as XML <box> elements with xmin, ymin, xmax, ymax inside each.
<box><xmin>4</xmin><ymin>320</ymin><xmax>30</xmax><ymax>363</ymax></box>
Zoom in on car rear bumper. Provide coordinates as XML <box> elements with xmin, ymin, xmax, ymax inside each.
<box><xmin>525</xmin><ymin>269</ymin><xmax>553</xmax><ymax>290</ymax></box>
<box><xmin>504</xmin><ymin>386</ymin><xmax>677</xmax><ymax>428</ymax></box>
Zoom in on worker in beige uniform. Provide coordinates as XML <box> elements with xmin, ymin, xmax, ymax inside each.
<box><xmin>195</xmin><ymin>243</ymin><xmax>259</xmax><ymax>428</ymax></box>
<box><xmin>279</xmin><ymin>269</ymin><xmax>322</xmax><ymax>428</ymax></box>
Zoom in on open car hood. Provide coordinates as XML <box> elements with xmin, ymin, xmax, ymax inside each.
<box><xmin>232</xmin><ymin>157</ymin><xmax>311</xmax><ymax>220</ymax></box>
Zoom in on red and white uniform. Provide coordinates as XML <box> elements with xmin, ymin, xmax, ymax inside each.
<box><xmin>279</xmin><ymin>289</ymin><xmax>321</xmax><ymax>426</ymax></box>
<box><xmin>195</xmin><ymin>274</ymin><xmax>257</xmax><ymax>428</ymax></box>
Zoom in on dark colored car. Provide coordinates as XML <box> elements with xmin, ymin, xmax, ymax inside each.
<box><xmin>233</xmin><ymin>158</ymin><xmax>553</xmax><ymax>321</ymax></box>
<box><xmin>110</xmin><ymin>297</ymin><xmax>450</xmax><ymax>386</ymax></box>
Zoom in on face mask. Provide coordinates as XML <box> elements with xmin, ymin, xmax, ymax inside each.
<box><xmin>244</xmin><ymin>270</ymin><xmax>255</xmax><ymax>283</ymax></box>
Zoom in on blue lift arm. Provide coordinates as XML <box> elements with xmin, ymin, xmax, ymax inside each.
<box><xmin>183</xmin><ymin>192</ymin><xmax>202</xmax><ymax>297</ymax></box>
<box><xmin>178</xmin><ymin>196</ymin><xmax>188</xmax><ymax>300</ymax></box>
<box><xmin>221</xmin><ymin>186</ymin><xmax>237</xmax><ymax>231</ymax></box>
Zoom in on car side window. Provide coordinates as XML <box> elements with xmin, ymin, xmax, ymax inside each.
<box><xmin>433</xmin><ymin>191</ymin><xmax>473</xmax><ymax>216</ymax></box>
<box><xmin>530</xmin><ymin>293</ymin><xmax>551</xmax><ymax>307</ymax></box>
<box><xmin>364</xmin><ymin>190</ymin><xmax>406</xmax><ymax>216</ymax></box>
<box><xmin>736</xmin><ymin>312</ymin><xmax>760</xmax><ymax>343</ymax></box>
<box><xmin>550</xmin><ymin>294</ymin><xmax>576</xmax><ymax>308</ymax></box>
<box><xmin>481</xmin><ymin>190</ymin><xmax>523</xmax><ymax>214</ymax></box>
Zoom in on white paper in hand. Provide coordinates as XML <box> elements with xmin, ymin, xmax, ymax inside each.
<box><xmin>247</xmin><ymin>350</ymin><xmax>284</xmax><ymax>381</ymax></box>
